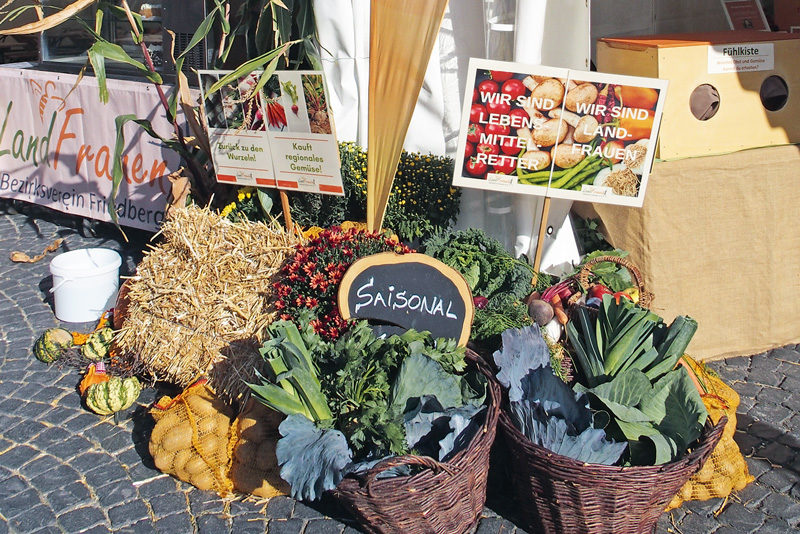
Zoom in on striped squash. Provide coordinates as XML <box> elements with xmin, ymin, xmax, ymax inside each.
<box><xmin>81</xmin><ymin>327</ymin><xmax>114</xmax><ymax>360</ymax></box>
<box><xmin>34</xmin><ymin>328</ymin><xmax>74</xmax><ymax>363</ymax></box>
<box><xmin>85</xmin><ymin>376</ymin><xmax>141</xmax><ymax>415</ymax></box>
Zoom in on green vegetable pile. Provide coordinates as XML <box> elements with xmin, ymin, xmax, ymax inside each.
<box><xmin>494</xmin><ymin>295</ymin><xmax>708</xmax><ymax>468</ymax></box>
<box><xmin>421</xmin><ymin>228</ymin><xmax>555</xmax><ymax>345</ymax></box>
<box><xmin>248</xmin><ymin>315</ymin><xmax>488</xmax><ymax>501</ymax></box>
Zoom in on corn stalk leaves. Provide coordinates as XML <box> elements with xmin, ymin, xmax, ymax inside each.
<box><xmin>89</xmin><ymin>40</ymin><xmax>163</xmax><ymax>87</ymax></box>
<box><xmin>0</xmin><ymin>0</ymin><xmax>95</xmax><ymax>35</ymax></box>
<box><xmin>202</xmin><ymin>41</ymin><xmax>297</xmax><ymax>98</ymax></box>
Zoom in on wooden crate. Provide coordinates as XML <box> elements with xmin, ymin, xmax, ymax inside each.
<box><xmin>597</xmin><ymin>31</ymin><xmax>800</xmax><ymax>159</ymax></box>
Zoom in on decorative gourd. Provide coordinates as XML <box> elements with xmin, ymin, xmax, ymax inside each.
<box><xmin>85</xmin><ymin>376</ymin><xmax>141</xmax><ymax>415</ymax></box>
<box><xmin>33</xmin><ymin>328</ymin><xmax>74</xmax><ymax>363</ymax></box>
<box><xmin>78</xmin><ymin>362</ymin><xmax>110</xmax><ymax>395</ymax></box>
<box><xmin>81</xmin><ymin>327</ymin><xmax>115</xmax><ymax>360</ymax></box>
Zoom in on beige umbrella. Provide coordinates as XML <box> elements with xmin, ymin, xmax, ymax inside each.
<box><xmin>366</xmin><ymin>0</ymin><xmax>450</xmax><ymax>232</ymax></box>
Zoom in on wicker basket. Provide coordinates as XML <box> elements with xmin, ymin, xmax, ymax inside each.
<box><xmin>329</xmin><ymin>349</ymin><xmax>500</xmax><ymax>534</ymax></box>
<box><xmin>498</xmin><ymin>412</ymin><xmax>726</xmax><ymax>534</ymax></box>
<box><xmin>576</xmin><ymin>255</ymin><xmax>653</xmax><ymax>309</ymax></box>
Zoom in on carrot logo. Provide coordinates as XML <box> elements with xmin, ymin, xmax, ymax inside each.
<box><xmin>30</xmin><ymin>80</ymin><xmax>66</xmax><ymax>123</ymax></box>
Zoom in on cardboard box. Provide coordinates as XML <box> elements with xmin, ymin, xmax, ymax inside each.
<box><xmin>774</xmin><ymin>0</ymin><xmax>800</xmax><ymax>31</ymax></box>
<box><xmin>597</xmin><ymin>31</ymin><xmax>800</xmax><ymax>159</ymax></box>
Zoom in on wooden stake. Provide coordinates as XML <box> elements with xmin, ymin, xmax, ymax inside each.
<box><xmin>533</xmin><ymin>196</ymin><xmax>551</xmax><ymax>272</ymax></box>
<box><xmin>280</xmin><ymin>190</ymin><xmax>293</xmax><ymax>231</ymax></box>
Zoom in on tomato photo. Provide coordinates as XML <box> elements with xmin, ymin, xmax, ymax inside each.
<box><xmin>499</xmin><ymin>136</ymin><xmax>523</xmax><ymax>155</ymax></box>
<box><xmin>492</xmin><ymin>155</ymin><xmax>517</xmax><ymax>175</ymax></box>
<box><xmin>476</xmin><ymin>142</ymin><xmax>499</xmax><ymax>156</ymax></box>
<box><xmin>464</xmin><ymin>142</ymin><xmax>475</xmax><ymax>159</ymax></box>
<box><xmin>485</xmin><ymin>122</ymin><xmax>510</xmax><ymax>137</ymax></box>
<box><xmin>486</xmin><ymin>99</ymin><xmax>511</xmax><ymax>115</ymax></box>
<box><xmin>477</xmin><ymin>79</ymin><xmax>499</xmax><ymax>99</ymax></box>
<box><xmin>466</xmin><ymin>123</ymin><xmax>483</xmax><ymax>144</ymax></box>
<box><xmin>472</xmin><ymin>87</ymin><xmax>478</xmax><ymax>103</ymax></box>
<box><xmin>465</xmin><ymin>157</ymin><xmax>488</xmax><ymax>176</ymax></box>
<box><xmin>508</xmin><ymin>108</ymin><xmax>531</xmax><ymax>128</ymax></box>
<box><xmin>470</xmin><ymin>103</ymin><xmax>487</xmax><ymax>124</ymax></box>
<box><xmin>491</xmin><ymin>70</ymin><xmax>514</xmax><ymax>82</ymax></box>
<box><xmin>502</xmin><ymin>78</ymin><xmax>527</xmax><ymax>101</ymax></box>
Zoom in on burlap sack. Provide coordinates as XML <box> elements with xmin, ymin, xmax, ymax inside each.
<box><xmin>230</xmin><ymin>398</ymin><xmax>290</xmax><ymax>498</ymax></box>
<box><xmin>666</xmin><ymin>356</ymin><xmax>754</xmax><ymax>510</ymax></box>
<box><xmin>149</xmin><ymin>379</ymin><xmax>236</xmax><ymax>496</ymax></box>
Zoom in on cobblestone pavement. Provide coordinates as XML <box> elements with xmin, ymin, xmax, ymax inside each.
<box><xmin>1</xmin><ymin>200</ymin><xmax>799</xmax><ymax>533</ymax></box>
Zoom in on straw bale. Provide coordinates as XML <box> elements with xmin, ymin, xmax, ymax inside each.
<box><xmin>115</xmin><ymin>205</ymin><xmax>302</xmax><ymax>405</ymax></box>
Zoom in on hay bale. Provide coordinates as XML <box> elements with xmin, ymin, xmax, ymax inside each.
<box><xmin>115</xmin><ymin>205</ymin><xmax>302</xmax><ymax>404</ymax></box>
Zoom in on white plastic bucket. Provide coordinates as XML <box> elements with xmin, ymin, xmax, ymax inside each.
<box><xmin>49</xmin><ymin>248</ymin><xmax>122</xmax><ymax>323</ymax></box>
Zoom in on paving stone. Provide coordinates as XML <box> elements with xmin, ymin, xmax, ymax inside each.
<box><xmin>69</xmin><ymin>451</ymin><xmax>115</xmax><ymax>474</ymax></box>
<box><xmin>82</xmin><ymin>461</ymin><xmax>129</xmax><ymax>488</ymax></box>
<box><xmin>676</xmin><ymin>507</ymin><xmax>726</xmax><ymax>533</ymax></box>
<box><xmin>196</xmin><ymin>513</ymin><xmax>230</xmax><ymax>532</ymax></box>
<box><xmin>754</xmin><ymin>517</ymin><xmax>797</xmax><ymax>533</ymax></box>
<box><xmin>153</xmin><ymin>512</ymin><xmax>193</xmax><ymax>533</ymax></box>
<box><xmin>108</xmin><ymin>500</ymin><xmax>151</xmax><ymax>529</ymax></box>
<box><xmin>760</xmin><ymin>493</ymin><xmax>800</xmax><ymax>525</ymax></box>
<box><xmin>115</xmin><ymin>522</ymin><xmax>157</xmax><ymax>534</ymax></box>
<box><xmin>44</xmin><ymin>481</ymin><xmax>92</xmax><ymax>513</ymax></box>
<box><xmin>97</xmin><ymin>480</ymin><xmax>139</xmax><ymax>508</ymax></box>
<box><xmin>46</xmin><ymin>434</ymin><xmax>95</xmax><ymax>460</ymax></box>
<box><xmin>0</xmin><ymin>474</ymin><xmax>30</xmax><ymax>500</ymax></box>
<box><xmin>758</xmin><ymin>467</ymin><xmax>799</xmax><ymax>493</ymax></box>
<box><xmin>80</xmin><ymin>526</ymin><xmax>112</xmax><ymax>534</ymax></box>
<box><xmin>747</xmin><ymin>403</ymin><xmax>795</xmax><ymax>428</ymax></box>
<box><xmin>230</xmin><ymin>514</ymin><xmax>269</xmax><ymax>534</ymax></box>
<box><xmin>62</xmin><ymin>412</ymin><xmax>101</xmax><ymax>433</ymax></box>
<box><xmin>2</xmin><ymin>488</ymin><xmax>43</xmax><ymax>518</ymax></box>
<box><xmin>265</xmin><ymin>518</ymin><xmax>305</xmax><ymax>534</ymax></box>
<box><xmin>56</xmin><ymin>506</ymin><xmax>107</xmax><ymax>533</ymax></box>
<box><xmin>31</xmin><ymin>464</ymin><xmax>84</xmax><ymax>490</ymax></box>
<box><xmin>6</xmin><ymin>504</ymin><xmax>56</xmax><ymax>533</ymax></box>
<box><xmin>717</xmin><ymin>501</ymin><xmax>767</xmax><ymax>531</ymax></box>
<box><xmin>11</xmin><ymin>401</ymin><xmax>54</xmax><ymax>422</ymax></box>
<box><xmin>136</xmin><ymin>475</ymin><xmax>178</xmax><ymax>499</ymax></box>
<box><xmin>735</xmin><ymin>431</ymin><xmax>763</xmax><ymax>455</ymax></box>
<box><xmin>187</xmin><ymin>490</ymin><xmax>227</xmax><ymax>515</ymax></box>
<box><xmin>475</xmin><ymin>516</ymin><xmax>519</xmax><ymax>534</ymax></box>
<box><xmin>292</xmin><ymin>501</ymin><xmax>326</xmax><ymax>520</ymax></box>
<box><xmin>755</xmin><ymin>442</ymin><xmax>797</xmax><ymax>467</ymax></box>
<box><xmin>4</xmin><ymin>419</ymin><xmax>47</xmax><ymax>442</ymax></box>
<box><xmin>147</xmin><ymin>491</ymin><xmax>188</xmax><ymax>518</ymax></box>
<box><xmin>265</xmin><ymin>496</ymin><xmax>295</xmax><ymax>520</ymax></box>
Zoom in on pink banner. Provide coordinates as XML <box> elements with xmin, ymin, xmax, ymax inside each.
<box><xmin>0</xmin><ymin>68</ymin><xmax>181</xmax><ymax>231</ymax></box>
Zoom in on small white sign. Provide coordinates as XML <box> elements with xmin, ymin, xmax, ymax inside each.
<box><xmin>708</xmin><ymin>43</ymin><xmax>774</xmax><ymax>73</ymax></box>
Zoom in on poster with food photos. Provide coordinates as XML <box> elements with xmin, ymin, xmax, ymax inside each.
<box><xmin>453</xmin><ymin>58</ymin><xmax>668</xmax><ymax>207</ymax></box>
<box><xmin>199</xmin><ymin>70</ymin><xmax>344</xmax><ymax>195</ymax></box>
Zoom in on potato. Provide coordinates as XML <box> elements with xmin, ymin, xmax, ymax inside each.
<box><xmin>189</xmin><ymin>470</ymin><xmax>217</xmax><ymax>491</ymax></box>
<box><xmin>518</xmin><ymin>150</ymin><xmax>551</xmax><ymax>172</ymax></box>
<box><xmin>171</xmin><ymin>447</ymin><xmax>193</xmax><ymax>476</ymax></box>
<box><xmin>551</xmin><ymin>143</ymin><xmax>585</xmax><ymax>169</ymax></box>
<box><xmin>184</xmin><ymin>454</ymin><xmax>212</xmax><ymax>476</ymax></box>
<box><xmin>565</xmin><ymin>83</ymin><xmax>599</xmax><ymax>112</ymax></box>
<box><xmin>161</xmin><ymin>425</ymin><xmax>194</xmax><ymax>454</ymax></box>
<box><xmin>531</xmin><ymin>78</ymin><xmax>565</xmax><ymax>110</ymax></box>
<box><xmin>532</xmin><ymin>118</ymin><xmax>566</xmax><ymax>147</ymax></box>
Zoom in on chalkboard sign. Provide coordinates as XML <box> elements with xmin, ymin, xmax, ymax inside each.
<box><xmin>338</xmin><ymin>253</ymin><xmax>474</xmax><ymax>346</ymax></box>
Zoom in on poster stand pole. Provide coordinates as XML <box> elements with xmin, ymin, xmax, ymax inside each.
<box><xmin>532</xmin><ymin>196</ymin><xmax>551</xmax><ymax>272</ymax></box>
<box><xmin>279</xmin><ymin>190</ymin><xmax>293</xmax><ymax>231</ymax></box>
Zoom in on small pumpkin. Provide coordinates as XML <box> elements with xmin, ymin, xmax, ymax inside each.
<box><xmin>34</xmin><ymin>328</ymin><xmax>75</xmax><ymax>363</ymax></box>
<box><xmin>85</xmin><ymin>376</ymin><xmax>142</xmax><ymax>415</ymax></box>
<box><xmin>81</xmin><ymin>327</ymin><xmax>115</xmax><ymax>360</ymax></box>
<box><xmin>78</xmin><ymin>362</ymin><xmax>110</xmax><ymax>395</ymax></box>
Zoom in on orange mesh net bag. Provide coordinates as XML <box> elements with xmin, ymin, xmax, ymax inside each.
<box><xmin>149</xmin><ymin>379</ymin><xmax>236</xmax><ymax>496</ymax></box>
<box><xmin>230</xmin><ymin>398</ymin><xmax>290</xmax><ymax>499</ymax></box>
<box><xmin>666</xmin><ymin>355</ymin><xmax>754</xmax><ymax>510</ymax></box>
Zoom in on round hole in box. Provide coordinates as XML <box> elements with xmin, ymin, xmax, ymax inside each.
<box><xmin>689</xmin><ymin>84</ymin><xmax>720</xmax><ymax>121</ymax></box>
<box><xmin>760</xmin><ymin>75</ymin><xmax>789</xmax><ymax>111</ymax></box>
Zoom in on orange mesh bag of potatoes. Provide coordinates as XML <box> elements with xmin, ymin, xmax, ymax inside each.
<box><xmin>230</xmin><ymin>398</ymin><xmax>290</xmax><ymax>498</ymax></box>
<box><xmin>666</xmin><ymin>355</ymin><xmax>754</xmax><ymax>510</ymax></box>
<box><xmin>149</xmin><ymin>379</ymin><xmax>236</xmax><ymax>496</ymax></box>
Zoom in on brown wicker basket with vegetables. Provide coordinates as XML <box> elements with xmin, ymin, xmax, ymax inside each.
<box><xmin>329</xmin><ymin>349</ymin><xmax>501</xmax><ymax>534</ymax></box>
<box><xmin>499</xmin><ymin>414</ymin><xmax>725</xmax><ymax>534</ymax></box>
<box><xmin>576</xmin><ymin>254</ymin><xmax>653</xmax><ymax>309</ymax></box>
